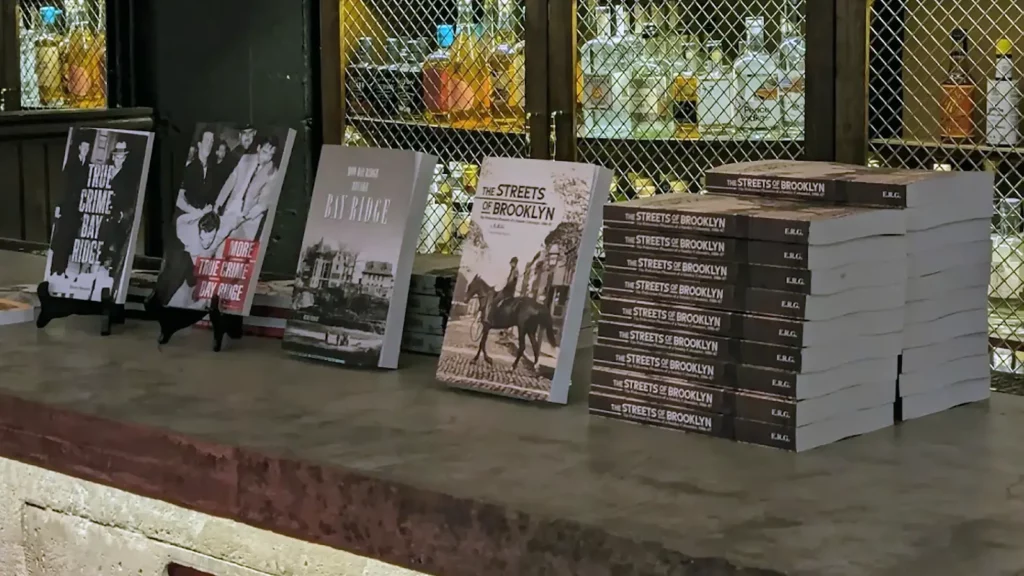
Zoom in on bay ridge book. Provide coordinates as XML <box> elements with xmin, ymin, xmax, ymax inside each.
<box><xmin>43</xmin><ymin>127</ymin><xmax>155</xmax><ymax>304</ymax></box>
<box><xmin>435</xmin><ymin>157</ymin><xmax>612</xmax><ymax>403</ymax></box>
<box><xmin>153</xmin><ymin>123</ymin><xmax>297</xmax><ymax>316</ymax></box>
<box><xmin>283</xmin><ymin>145</ymin><xmax>438</xmax><ymax>369</ymax></box>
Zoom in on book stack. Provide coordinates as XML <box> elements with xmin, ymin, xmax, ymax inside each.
<box><xmin>701</xmin><ymin>161</ymin><xmax>994</xmax><ymax>422</ymax></box>
<box><xmin>592</xmin><ymin>191</ymin><xmax>907</xmax><ymax>451</ymax></box>
<box><xmin>403</xmin><ymin>254</ymin><xmax>459</xmax><ymax>356</ymax></box>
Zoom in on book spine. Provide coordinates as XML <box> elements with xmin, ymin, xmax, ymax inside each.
<box><xmin>602</xmin><ymin>205</ymin><xmax>812</xmax><ymax>243</ymax></box>
<box><xmin>599</xmin><ymin>297</ymin><xmax>809</xmax><ymax>347</ymax></box>
<box><xmin>403</xmin><ymin>312</ymin><xmax>447</xmax><ymax>335</ymax></box>
<box><xmin>604</xmin><ymin>250</ymin><xmax>812</xmax><ymax>294</ymax></box>
<box><xmin>598</xmin><ymin>321</ymin><xmax>806</xmax><ymax>371</ymax></box>
<box><xmin>402</xmin><ymin>331</ymin><xmax>444</xmax><ymax>355</ymax></box>
<box><xmin>589</xmin><ymin>392</ymin><xmax>734</xmax><ymax>439</ymax></box>
<box><xmin>602</xmin><ymin>272</ymin><xmax>808</xmax><ymax>319</ymax></box>
<box><xmin>591</xmin><ymin>367</ymin><xmax>732</xmax><ymax>413</ymax></box>
<box><xmin>705</xmin><ymin>172</ymin><xmax>907</xmax><ymax>208</ymax></box>
<box><xmin>734</xmin><ymin>417</ymin><xmax>797</xmax><ymax>451</ymax></box>
<box><xmin>407</xmin><ymin>292</ymin><xmax>451</xmax><ymax>316</ymax></box>
<box><xmin>409</xmin><ymin>274</ymin><xmax>456</xmax><ymax>297</ymax></box>
<box><xmin>603</xmin><ymin>226</ymin><xmax>812</xmax><ymax>269</ymax></box>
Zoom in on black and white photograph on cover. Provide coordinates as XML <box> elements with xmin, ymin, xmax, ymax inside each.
<box><xmin>284</xmin><ymin>238</ymin><xmax>397</xmax><ymax>366</ymax></box>
<box><xmin>155</xmin><ymin>123</ymin><xmax>291</xmax><ymax>310</ymax></box>
<box><xmin>436</xmin><ymin>167</ymin><xmax>593</xmax><ymax>400</ymax></box>
<box><xmin>45</xmin><ymin>128</ymin><xmax>151</xmax><ymax>303</ymax></box>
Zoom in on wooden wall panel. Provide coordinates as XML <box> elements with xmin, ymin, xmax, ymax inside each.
<box><xmin>0</xmin><ymin>142</ymin><xmax>21</xmax><ymax>239</ymax></box>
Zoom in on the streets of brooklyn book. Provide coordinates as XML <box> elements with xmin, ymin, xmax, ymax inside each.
<box><xmin>436</xmin><ymin>157</ymin><xmax>612</xmax><ymax>403</ymax></box>
<box><xmin>44</xmin><ymin>127</ymin><xmax>155</xmax><ymax>304</ymax></box>
<box><xmin>603</xmin><ymin>193</ymin><xmax>905</xmax><ymax>244</ymax></box>
<box><xmin>283</xmin><ymin>146</ymin><xmax>437</xmax><ymax>369</ymax></box>
<box><xmin>154</xmin><ymin>123</ymin><xmax>297</xmax><ymax>315</ymax></box>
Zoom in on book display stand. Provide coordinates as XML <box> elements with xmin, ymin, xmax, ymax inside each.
<box><xmin>145</xmin><ymin>294</ymin><xmax>243</xmax><ymax>352</ymax></box>
<box><xmin>35</xmin><ymin>281</ymin><xmax>125</xmax><ymax>336</ymax></box>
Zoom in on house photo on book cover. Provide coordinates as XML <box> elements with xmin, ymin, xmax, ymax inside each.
<box><xmin>44</xmin><ymin>127</ymin><xmax>154</xmax><ymax>304</ymax></box>
<box><xmin>436</xmin><ymin>157</ymin><xmax>609</xmax><ymax>403</ymax></box>
<box><xmin>153</xmin><ymin>123</ymin><xmax>296</xmax><ymax>315</ymax></box>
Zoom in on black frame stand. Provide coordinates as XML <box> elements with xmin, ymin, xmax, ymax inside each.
<box><xmin>36</xmin><ymin>282</ymin><xmax>126</xmax><ymax>336</ymax></box>
<box><xmin>144</xmin><ymin>294</ymin><xmax>244</xmax><ymax>352</ymax></box>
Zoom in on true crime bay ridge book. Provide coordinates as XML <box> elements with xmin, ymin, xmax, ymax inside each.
<box><xmin>44</xmin><ymin>127</ymin><xmax>155</xmax><ymax>304</ymax></box>
<box><xmin>282</xmin><ymin>145</ymin><xmax>438</xmax><ymax>369</ymax></box>
<box><xmin>154</xmin><ymin>123</ymin><xmax>297</xmax><ymax>315</ymax></box>
<box><xmin>435</xmin><ymin>157</ymin><xmax>612</xmax><ymax>403</ymax></box>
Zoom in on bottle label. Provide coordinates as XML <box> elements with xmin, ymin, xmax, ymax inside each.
<box><xmin>698</xmin><ymin>77</ymin><xmax>733</xmax><ymax>129</ymax></box>
<box><xmin>987</xmin><ymin>79</ymin><xmax>1019</xmax><ymax>146</ymax></box>
<box><xmin>629</xmin><ymin>73</ymin><xmax>666</xmax><ymax>123</ymax></box>
<box><xmin>584</xmin><ymin>73</ymin><xmax>614</xmax><ymax>110</ymax></box>
<box><xmin>940</xmin><ymin>84</ymin><xmax>975</xmax><ymax>139</ymax></box>
<box><xmin>448</xmin><ymin>77</ymin><xmax>475</xmax><ymax>112</ymax></box>
<box><xmin>781</xmin><ymin>74</ymin><xmax>804</xmax><ymax>128</ymax></box>
<box><xmin>737</xmin><ymin>72</ymin><xmax>780</xmax><ymax>130</ymax></box>
<box><xmin>671</xmin><ymin>76</ymin><xmax>699</xmax><ymax>127</ymax></box>
<box><xmin>68</xmin><ymin>64</ymin><xmax>91</xmax><ymax>98</ymax></box>
<box><xmin>424</xmin><ymin>68</ymin><xmax>451</xmax><ymax>114</ymax></box>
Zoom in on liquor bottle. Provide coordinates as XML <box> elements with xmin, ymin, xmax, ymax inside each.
<box><xmin>376</xmin><ymin>39</ymin><xmax>425</xmax><ymax>120</ymax></box>
<box><xmin>669</xmin><ymin>38</ymin><xmax>702</xmax><ymax>139</ymax></box>
<box><xmin>940</xmin><ymin>27</ymin><xmax>975</xmax><ymax>140</ymax></box>
<box><xmin>346</xmin><ymin>37</ymin><xmax>376</xmax><ymax>118</ymax></box>
<box><xmin>88</xmin><ymin>0</ymin><xmax>107</xmax><ymax>107</ymax></box>
<box><xmin>419</xmin><ymin>164</ymin><xmax>447</xmax><ymax>253</ymax></box>
<box><xmin>18</xmin><ymin>5</ymin><xmax>41</xmax><ymax>108</ymax></box>
<box><xmin>734</xmin><ymin>16</ymin><xmax>780</xmax><ymax>139</ymax></box>
<box><xmin>778</xmin><ymin>12</ymin><xmax>805</xmax><ymax>139</ymax></box>
<box><xmin>34</xmin><ymin>6</ymin><xmax>63</xmax><ymax>107</ymax></box>
<box><xmin>630</xmin><ymin>23</ymin><xmax>673</xmax><ymax>139</ymax></box>
<box><xmin>489</xmin><ymin>1</ymin><xmax>521</xmax><ymax>130</ymax></box>
<box><xmin>987</xmin><ymin>37</ymin><xmax>1020</xmax><ymax>147</ymax></box>
<box><xmin>424</xmin><ymin>25</ymin><xmax>456</xmax><ymax>124</ymax></box>
<box><xmin>63</xmin><ymin>0</ymin><xmax>102</xmax><ymax>108</ymax></box>
<box><xmin>580</xmin><ymin>6</ymin><xmax>620</xmax><ymax>137</ymax></box>
<box><xmin>372</xmin><ymin>38</ymin><xmax>403</xmax><ymax>119</ymax></box>
<box><xmin>698</xmin><ymin>39</ymin><xmax>734</xmax><ymax>138</ymax></box>
<box><xmin>449</xmin><ymin>0</ymin><xmax>492</xmax><ymax>129</ymax></box>
<box><xmin>992</xmin><ymin>197</ymin><xmax>1023</xmax><ymax>302</ymax></box>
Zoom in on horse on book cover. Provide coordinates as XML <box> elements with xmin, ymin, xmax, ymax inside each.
<box><xmin>465</xmin><ymin>274</ymin><xmax>557</xmax><ymax>371</ymax></box>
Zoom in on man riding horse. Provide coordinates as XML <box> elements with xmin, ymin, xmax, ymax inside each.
<box><xmin>487</xmin><ymin>256</ymin><xmax>519</xmax><ymax>324</ymax></box>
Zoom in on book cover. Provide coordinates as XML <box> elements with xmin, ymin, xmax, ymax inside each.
<box><xmin>283</xmin><ymin>146</ymin><xmax>437</xmax><ymax>369</ymax></box>
<box><xmin>436</xmin><ymin>157</ymin><xmax>611</xmax><ymax>403</ymax></box>
<box><xmin>154</xmin><ymin>123</ymin><xmax>296</xmax><ymax>315</ymax></box>
<box><xmin>44</xmin><ymin>127</ymin><xmax>154</xmax><ymax>304</ymax></box>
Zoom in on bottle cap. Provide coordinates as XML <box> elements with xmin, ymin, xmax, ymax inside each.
<box><xmin>40</xmin><ymin>6</ymin><xmax>59</xmax><ymax>24</ymax></box>
<box><xmin>437</xmin><ymin>24</ymin><xmax>455</xmax><ymax>48</ymax></box>
<box><xmin>997</xmin><ymin>38</ymin><xmax>1013</xmax><ymax>56</ymax></box>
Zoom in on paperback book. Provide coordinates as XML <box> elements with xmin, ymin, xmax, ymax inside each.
<box><xmin>436</xmin><ymin>157</ymin><xmax>611</xmax><ymax>403</ymax></box>
<box><xmin>283</xmin><ymin>145</ymin><xmax>437</xmax><ymax>369</ymax></box>
<box><xmin>44</xmin><ymin>127</ymin><xmax>155</xmax><ymax>304</ymax></box>
<box><xmin>154</xmin><ymin>123</ymin><xmax>296</xmax><ymax>315</ymax></box>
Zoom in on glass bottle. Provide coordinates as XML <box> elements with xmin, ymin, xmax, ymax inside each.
<box><xmin>63</xmin><ymin>0</ymin><xmax>102</xmax><ymax>108</ymax></box>
<box><xmin>669</xmin><ymin>38</ymin><xmax>702</xmax><ymax>140</ymax></box>
<box><xmin>940</xmin><ymin>27</ymin><xmax>975</xmax><ymax>141</ymax></box>
<box><xmin>987</xmin><ymin>37</ymin><xmax>1019</xmax><ymax>147</ymax></box>
<box><xmin>489</xmin><ymin>1</ymin><xmax>521</xmax><ymax>130</ymax></box>
<box><xmin>580</xmin><ymin>6</ymin><xmax>620</xmax><ymax>137</ymax></box>
<box><xmin>778</xmin><ymin>15</ymin><xmax>805</xmax><ymax>139</ymax></box>
<box><xmin>449</xmin><ymin>0</ymin><xmax>492</xmax><ymax>129</ymax></box>
<box><xmin>698</xmin><ymin>39</ymin><xmax>734</xmax><ymax>138</ymax></box>
<box><xmin>34</xmin><ymin>6</ymin><xmax>63</xmax><ymax>108</ymax></box>
<box><xmin>992</xmin><ymin>197</ymin><xmax>1023</xmax><ymax>302</ymax></box>
<box><xmin>346</xmin><ymin>37</ymin><xmax>376</xmax><ymax>118</ymax></box>
<box><xmin>88</xmin><ymin>0</ymin><xmax>107</xmax><ymax>107</ymax></box>
<box><xmin>424</xmin><ymin>25</ymin><xmax>457</xmax><ymax>125</ymax></box>
<box><xmin>734</xmin><ymin>16</ymin><xmax>780</xmax><ymax>139</ymax></box>
<box><xmin>630</xmin><ymin>22</ymin><xmax>673</xmax><ymax>139</ymax></box>
<box><xmin>19</xmin><ymin>5</ymin><xmax>41</xmax><ymax>109</ymax></box>
<box><xmin>373</xmin><ymin>38</ymin><xmax>403</xmax><ymax>119</ymax></box>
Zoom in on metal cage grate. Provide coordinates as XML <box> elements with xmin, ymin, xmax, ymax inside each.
<box><xmin>867</xmin><ymin>0</ymin><xmax>1018</xmax><ymax>371</ymax></box>
<box><xmin>575</xmin><ymin>0</ymin><xmax>807</xmax><ymax>294</ymax></box>
<box><xmin>14</xmin><ymin>0</ymin><xmax>107</xmax><ymax>110</ymax></box>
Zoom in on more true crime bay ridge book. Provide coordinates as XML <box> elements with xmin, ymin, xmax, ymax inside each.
<box><xmin>45</xmin><ymin>127</ymin><xmax>155</xmax><ymax>304</ymax></box>
<box><xmin>154</xmin><ymin>123</ymin><xmax>297</xmax><ymax>315</ymax></box>
<box><xmin>436</xmin><ymin>157</ymin><xmax>611</xmax><ymax>403</ymax></box>
<box><xmin>283</xmin><ymin>146</ymin><xmax>437</xmax><ymax>369</ymax></box>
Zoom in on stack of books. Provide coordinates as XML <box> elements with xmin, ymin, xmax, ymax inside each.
<box><xmin>592</xmin><ymin>191</ymin><xmax>907</xmax><ymax>451</ymax></box>
<box><xmin>894</xmin><ymin>171</ymin><xmax>993</xmax><ymax>420</ymax></box>
<box><xmin>402</xmin><ymin>254</ymin><xmax>459</xmax><ymax>356</ymax></box>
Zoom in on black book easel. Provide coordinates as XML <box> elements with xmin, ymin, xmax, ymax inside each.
<box><xmin>36</xmin><ymin>281</ymin><xmax>126</xmax><ymax>336</ymax></box>
<box><xmin>145</xmin><ymin>294</ymin><xmax>243</xmax><ymax>352</ymax></box>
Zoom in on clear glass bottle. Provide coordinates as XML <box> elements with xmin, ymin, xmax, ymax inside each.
<box><xmin>489</xmin><ymin>1</ymin><xmax>521</xmax><ymax>130</ymax></box>
<box><xmin>34</xmin><ymin>6</ymin><xmax>63</xmax><ymax>108</ymax></box>
<box><xmin>992</xmin><ymin>197</ymin><xmax>1023</xmax><ymax>302</ymax></box>
<box><xmin>630</xmin><ymin>22</ymin><xmax>673</xmax><ymax>139</ymax></box>
<box><xmin>669</xmin><ymin>38</ymin><xmax>702</xmax><ymax>139</ymax></box>
<box><xmin>733</xmin><ymin>16</ymin><xmax>780</xmax><ymax>139</ymax></box>
<box><xmin>698</xmin><ymin>39</ymin><xmax>734</xmax><ymax>138</ymax></box>
<box><xmin>449</xmin><ymin>0</ymin><xmax>492</xmax><ymax>129</ymax></box>
<box><xmin>778</xmin><ymin>15</ymin><xmax>805</xmax><ymax>139</ymax></box>
<box><xmin>346</xmin><ymin>37</ymin><xmax>376</xmax><ymax>118</ymax></box>
<box><xmin>63</xmin><ymin>0</ymin><xmax>103</xmax><ymax>108</ymax></box>
<box><xmin>424</xmin><ymin>25</ymin><xmax>456</xmax><ymax>125</ymax></box>
<box><xmin>580</xmin><ymin>6</ymin><xmax>620</xmax><ymax>137</ymax></box>
<box><xmin>987</xmin><ymin>37</ymin><xmax>1019</xmax><ymax>147</ymax></box>
<box><xmin>19</xmin><ymin>5</ymin><xmax>41</xmax><ymax>109</ymax></box>
<box><xmin>940</xmin><ymin>27</ymin><xmax>975</xmax><ymax>141</ymax></box>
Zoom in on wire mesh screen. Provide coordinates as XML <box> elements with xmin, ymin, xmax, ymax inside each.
<box><xmin>14</xmin><ymin>0</ymin><xmax>107</xmax><ymax>110</ymax></box>
<box><xmin>339</xmin><ymin>0</ymin><xmax>530</xmax><ymax>255</ymax></box>
<box><xmin>867</xmin><ymin>0</ymin><xmax>1020</xmax><ymax>371</ymax></box>
<box><xmin>576</xmin><ymin>0</ymin><xmax>806</xmax><ymax>293</ymax></box>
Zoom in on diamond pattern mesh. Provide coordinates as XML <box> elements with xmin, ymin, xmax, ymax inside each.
<box><xmin>577</xmin><ymin>0</ymin><xmax>806</xmax><ymax>296</ymax></box>
<box><xmin>15</xmin><ymin>0</ymin><xmax>107</xmax><ymax>110</ymax></box>
<box><xmin>867</xmin><ymin>0</ymin><xmax>1017</xmax><ymax>371</ymax></box>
